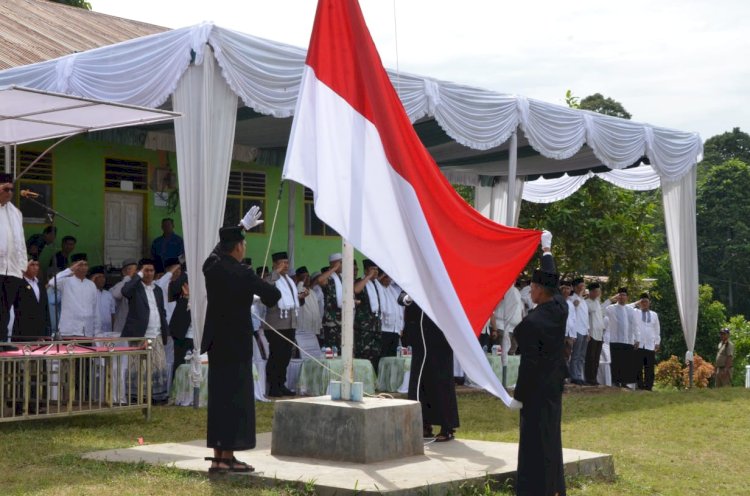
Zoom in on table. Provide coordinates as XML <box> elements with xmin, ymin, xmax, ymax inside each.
<box><xmin>171</xmin><ymin>362</ymin><xmax>261</xmax><ymax>407</ymax></box>
<box><xmin>466</xmin><ymin>354</ymin><xmax>520</xmax><ymax>388</ymax></box>
<box><xmin>297</xmin><ymin>358</ymin><xmax>376</xmax><ymax>396</ymax></box>
<box><xmin>377</xmin><ymin>356</ymin><xmax>411</xmax><ymax>393</ymax></box>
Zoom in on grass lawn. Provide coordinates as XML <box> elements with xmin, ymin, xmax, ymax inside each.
<box><xmin>1</xmin><ymin>386</ymin><xmax>748</xmax><ymax>495</ymax></box>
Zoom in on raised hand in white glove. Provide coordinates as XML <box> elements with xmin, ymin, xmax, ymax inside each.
<box><xmin>541</xmin><ymin>230</ymin><xmax>552</xmax><ymax>250</ymax></box>
<box><xmin>240</xmin><ymin>205</ymin><xmax>264</xmax><ymax>230</ymax></box>
<box><xmin>508</xmin><ymin>398</ymin><xmax>523</xmax><ymax>410</ymax></box>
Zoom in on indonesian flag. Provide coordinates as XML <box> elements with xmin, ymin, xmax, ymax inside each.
<box><xmin>283</xmin><ymin>0</ymin><xmax>540</xmax><ymax>405</ymax></box>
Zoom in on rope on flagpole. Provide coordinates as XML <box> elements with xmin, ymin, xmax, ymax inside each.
<box><xmin>392</xmin><ymin>0</ymin><xmax>401</xmax><ymax>98</ymax></box>
<box><xmin>260</xmin><ymin>181</ymin><xmax>285</xmax><ymax>280</ymax></box>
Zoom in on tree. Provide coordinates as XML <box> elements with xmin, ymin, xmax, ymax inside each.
<box><xmin>696</xmin><ymin>158</ymin><xmax>750</xmax><ymax>318</ymax></box>
<box><xmin>48</xmin><ymin>0</ymin><xmax>92</xmax><ymax>9</ymax></box>
<box><xmin>649</xmin><ymin>255</ymin><xmax>726</xmax><ymax>363</ymax></box>
<box><xmin>701</xmin><ymin>127</ymin><xmax>750</xmax><ymax>168</ymax></box>
<box><xmin>519</xmin><ymin>178</ymin><xmax>660</xmax><ymax>290</ymax></box>
<box><xmin>578</xmin><ymin>93</ymin><xmax>632</xmax><ymax>120</ymax></box>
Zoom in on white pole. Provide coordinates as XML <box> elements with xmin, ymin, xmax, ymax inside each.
<box><xmin>341</xmin><ymin>238</ymin><xmax>355</xmax><ymax>399</ymax></box>
<box><xmin>287</xmin><ymin>182</ymin><xmax>296</xmax><ymax>268</ymax></box>
<box><xmin>506</xmin><ymin>130</ymin><xmax>518</xmax><ymax>226</ymax></box>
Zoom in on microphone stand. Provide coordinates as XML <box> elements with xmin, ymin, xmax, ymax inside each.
<box><xmin>22</xmin><ymin>194</ymin><xmax>80</xmax><ymax>354</ymax></box>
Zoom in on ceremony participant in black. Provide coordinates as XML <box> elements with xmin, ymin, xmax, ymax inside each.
<box><xmin>400</xmin><ymin>292</ymin><xmax>459</xmax><ymax>442</ymax></box>
<box><xmin>13</xmin><ymin>256</ymin><xmax>50</xmax><ymax>338</ymax></box>
<box><xmin>168</xmin><ymin>270</ymin><xmax>192</xmax><ymax>380</ymax></box>
<box><xmin>202</xmin><ymin>226</ymin><xmax>280</xmax><ymax>473</ymax></box>
<box><xmin>49</xmin><ymin>235</ymin><xmax>76</xmax><ymax>273</ymax></box>
<box><xmin>26</xmin><ymin>226</ymin><xmax>56</xmax><ymax>259</ymax></box>
<box><xmin>120</xmin><ymin>258</ymin><xmax>170</xmax><ymax>403</ymax></box>
<box><xmin>0</xmin><ymin>172</ymin><xmax>27</xmax><ymax>346</ymax></box>
<box><xmin>512</xmin><ymin>231</ymin><xmax>568</xmax><ymax>496</ymax></box>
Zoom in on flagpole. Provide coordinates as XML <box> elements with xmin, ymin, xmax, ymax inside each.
<box><xmin>341</xmin><ymin>238</ymin><xmax>355</xmax><ymax>399</ymax></box>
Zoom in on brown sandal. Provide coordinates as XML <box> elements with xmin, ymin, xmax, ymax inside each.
<box><xmin>434</xmin><ymin>432</ymin><xmax>455</xmax><ymax>442</ymax></box>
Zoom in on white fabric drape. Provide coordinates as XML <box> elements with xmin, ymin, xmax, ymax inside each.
<box><xmin>491</xmin><ymin>177</ymin><xmax>525</xmax><ymax>227</ymax></box>
<box><xmin>0</xmin><ymin>24</ymin><xmax>702</xmax><ymax>182</ymax></box>
<box><xmin>173</xmin><ymin>47</ymin><xmax>238</xmax><ymax>387</ymax></box>
<box><xmin>662</xmin><ymin>167</ymin><xmax>698</xmax><ymax>356</ymax></box>
<box><xmin>521</xmin><ymin>165</ymin><xmax>662</xmax><ymax>203</ymax></box>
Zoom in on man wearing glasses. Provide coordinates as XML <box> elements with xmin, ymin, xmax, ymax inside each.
<box><xmin>0</xmin><ymin>173</ymin><xmax>28</xmax><ymax>346</ymax></box>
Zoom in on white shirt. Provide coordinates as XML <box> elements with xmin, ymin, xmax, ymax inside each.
<box><xmin>95</xmin><ymin>289</ymin><xmax>116</xmax><ymax>335</ymax></box>
<box><xmin>377</xmin><ymin>281</ymin><xmax>404</xmax><ymax>334</ymax></box>
<box><xmin>110</xmin><ymin>275</ymin><xmax>131</xmax><ymax>336</ymax></box>
<box><xmin>635</xmin><ymin>309</ymin><xmax>660</xmax><ymax>351</ymax></box>
<box><xmin>586</xmin><ymin>298</ymin><xmax>605</xmax><ymax>341</ymax></box>
<box><xmin>0</xmin><ymin>202</ymin><xmax>26</xmax><ymax>277</ymax></box>
<box><xmin>312</xmin><ymin>284</ymin><xmax>325</xmax><ymax>318</ymax></box>
<box><xmin>23</xmin><ymin>275</ymin><xmax>40</xmax><ymax>302</ymax></box>
<box><xmin>520</xmin><ymin>285</ymin><xmax>535</xmax><ymax>315</ymax></box>
<box><xmin>605</xmin><ymin>302</ymin><xmax>640</xmax><ymax>345</ymax></box>
<box><xmin>297</xmin><ymin>287</ymin><xmax>322</xmax><ymax>334</ymax></box>
<box><xmin>565</xmin><ymin>298</ymin><xmax>578</xmax><ymax>339</ymax></box>
<box><xmin>48</xmin><ymin>268</ymin><xmax>99</xmax><ymax>337</ymax></box>
<box><xmin>154</xmin><ymin>272</ymin><xmax>175</xmax><ymax>324</ymax></box>
<box><xmin>142</xmin><ymin>282</ymin><xmax>161</xmax><ymax>339</ymax></box>
<box><xmin>571</xmin><ymin>293</ymin><xmax>590</xmax><ymax>336</ymax></box>
<box><xmin>493</xmin><ymin>285</ymin><xmax>523</xmax><ymax>334</ymax></box>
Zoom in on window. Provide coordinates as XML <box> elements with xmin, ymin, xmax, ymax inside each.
<box><xmin>105</xmin><ymin>158</ymin><xmax>148</xmax><ymax>191</ymax></box>
<box><xmin>16</xmin><ymin>150</ymin><xmax>54</xmax><ymax>224</ymax></box>
<box><xmin>303</xmin><ymin>187</ymin><xmax>338</xmax><ymax>237</ymax></box>
<box><xmin>223</xmin><ymin>170</ymin><xmax>266</xmax><ymax>232</ymax></box>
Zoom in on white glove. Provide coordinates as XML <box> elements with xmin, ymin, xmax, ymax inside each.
<box><xmin>541</xmin><ymin>230</ymin><xmax>552</xmax><ymax>250</ymax></box>
<box><xmin>508</xmin><ymin>398</ymin><xmax>523</xmax><ymax>410</ymax></box>
<box><xmin>240</xmin><ymin>205</ymin><xmax>264</xmax><ymax>230</ymax></box>
<box><xmin>403</xmin><ymin>294</ymin><xmax>413</xmax><ymax>305</ymax></box>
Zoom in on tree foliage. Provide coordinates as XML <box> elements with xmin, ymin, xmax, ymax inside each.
<box><xmin>519</xmin><ymin>178</ymin><xmax>660</xmax><ymax>289</ymax></box>
<box><xmin>696</xmin><ymin>159</ymin><xmax>750</xmax><ymax>317</ymax></box>
<box><xmin>48</xmin><ymin>0</ymin><xmax>92</xmax><ymax>10</ymax></box>
<box><xmin>578</xmin><ymin>92</ymin><xmax>632</xmax><ymax>120</ymax></box>
<box><xmin>649</xmin><ymin>255</ymin><xmax>727</xmax><ymax>362</ymax></box>
<box><xmin>701</xmin><ymin>127</ymin><xmax>750</xmax><ymax>168</ymax></box>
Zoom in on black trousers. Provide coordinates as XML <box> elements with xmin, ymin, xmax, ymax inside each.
<box><xmin>171</xmin><ymin>337</ymin><xmax>194</xmax><ymax>380</ymax></box>
<box><xmin>610</xmin><ymin>342</ymin><xmax>637</xmax><ymax>386</ymax></box>
<box><xmin>636</xmin><ymin>348</ymin><xmax>656</xmax><ymax>390</ymax></box>
<box><xmin>265</xmin><ymin>328</ymin><xmax>295</xmax><ymax>394</ymax></box>
<box><xmin>584</xmin><ymin>338</ymin><xmax>603</xmax><ymax>384</ymax></box>
<box><xmin>380</xmin><ymin>332</ymin><xmax>401</xmax><ymax>358</ymax></box>
<box><xmin>0</xmin><ymin>275</ymin><xmax>22</xmax><ymax>341</ymax></box>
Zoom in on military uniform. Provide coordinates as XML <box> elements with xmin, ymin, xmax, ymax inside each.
<box><xmin>715</xmin><ymin>338</ymin><xmax>734</xmax><ymax>388</ymax></box>
<box><xmin>354</xmin><ymin>281</ymin><xmax>381</xmax><ymax>370</ymax></box>
<box><xmin>322</xmin><ymin>277</ymin><xmax>342</xmax><ymax>348</ymax></box>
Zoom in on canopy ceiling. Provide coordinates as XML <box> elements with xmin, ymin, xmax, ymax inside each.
<box><xmin>0</xmin><ymin>85</ymin><xmax>179</xmax><ymax>146</ymax></box>
<box><xmin>0</xmin><ymin>23</ymin><xmax>702</xmax><ymax>182</ymax></box>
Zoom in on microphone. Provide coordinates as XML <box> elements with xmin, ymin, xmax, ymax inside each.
<box><xmin>20</xmin><ymin>190</ymin><xmax>41</xmax><ymax>199</ymax></box>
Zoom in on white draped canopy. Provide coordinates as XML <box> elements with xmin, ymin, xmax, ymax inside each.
<box><xmin>0</xmin><ymin>22</ymin><xmax>702</xmax><ymax>376</ymax></box>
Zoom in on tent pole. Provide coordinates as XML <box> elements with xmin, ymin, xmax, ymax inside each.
<box><xmin>287</xmin><ymin>182</ymin><xmax>296</xmax><ymax>268</ymax></box>
<box><xmin>341</xmin><ymin>239</ymin><xmax>355</xmax><ymax>399</ymax></box>
<box><xmin>3</xmin><ymin>145</ymin><xmax>10</xmax><ymax>174</ymax></box>
<box><xmin>506</xmin><ymin>130</ymin><xmax>518</xmax><ymax>226</ymax></box>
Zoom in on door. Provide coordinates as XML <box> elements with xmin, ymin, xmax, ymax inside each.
<box><xmin>104</xmin><ymin>192</ymin><xmax>144</xmax><ymax>267</ymax></box>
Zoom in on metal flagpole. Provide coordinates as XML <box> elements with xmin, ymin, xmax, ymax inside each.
<box><xmin>341</xmin><ymin>239</ymin><xmax>355</xmax><ymax>399</ymax></box>
<box><xmin>506</xmin><ymin>130</ymin><xmax>518</xmax><ymax>226</ymax></box>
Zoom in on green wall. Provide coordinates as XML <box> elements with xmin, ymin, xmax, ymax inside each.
<box><xmin>19</xmin><ymin>136</ymin><xmax>352</xmax><ymax>276</ymax></box>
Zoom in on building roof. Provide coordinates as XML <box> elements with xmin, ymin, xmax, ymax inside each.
<box><xmin>0</xmin><ymin>0</ymin><xmax>168</xmax><ymax>70</ymax></box>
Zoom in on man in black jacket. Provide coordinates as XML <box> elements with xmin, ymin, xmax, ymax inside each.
<box><xmin>168</xmin><ymin>270</ymin><xmax>191</xmax><ymax>380</ymax></box>
<box><xmin>13</xmin><ymin>256</ymin><xmax>50</xmax><ymax>338</ymax></box>
<box><xmin>121</xmin><ymin>258</ymin><xmax>170</xmax><ymax>403</ymax></box>
<box><xmin>512</xmin><ymin>231</ymin><xmax>568</xmax><ymax>496</ymax></box>
<box><xmin>202</xmin><ymin>225</ymin><xmax>280</xmax><ymax>474</ymax></box>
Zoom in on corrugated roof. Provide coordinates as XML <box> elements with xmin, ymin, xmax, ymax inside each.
<box><xmin>0</xmin><ymin>0</ymin><xmax>168</xmax><ymax>70</ymax></box>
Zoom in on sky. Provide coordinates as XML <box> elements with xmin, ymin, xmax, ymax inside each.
<box><xmin>91</xmin><ymin>0</ymin><xmax>750</xmax><ymax>142</ymax></box>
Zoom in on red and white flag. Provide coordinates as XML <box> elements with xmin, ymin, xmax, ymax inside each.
<box><xmin>283</xmin><ymin>0</ymin><xmax>541</xmax><ymax>404</ymax></box>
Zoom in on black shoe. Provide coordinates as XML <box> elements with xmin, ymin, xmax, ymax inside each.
<box><xmin>267</xmin><ymin>390</ymin><xmax>283</xmax><ymax>398</ymax></box>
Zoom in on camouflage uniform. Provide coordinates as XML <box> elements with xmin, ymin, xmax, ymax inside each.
<box><xmin>322</xmin><ymin>277</ymin><xmax>342</xmax><ymax>348</ymax></box>
<box><xmin>354</xmin><ymin>281</ymin><xmax>382</xmax><ymax>370</ymax></box>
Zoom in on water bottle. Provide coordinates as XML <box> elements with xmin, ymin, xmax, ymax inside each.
<box><xmin>333</xmin><ymin>346</ymin><xmax>338</xmax><ymax>358</ymax></box>
<box><xmin>396</xmin><ymin>346</ymin><xmax>402</xmax><ymax>358</ymax></box>
<box><xmin>491</xmin><ymin>345</ymin><xmax>497</xmax><ymax>355</ymax></box>
<box><xmin>407</xmin><ymin>346</ymin><xmax>412</xmax><ymax>357</ymax></box>
<box><xmin>482</xmin><ymin>345</ymin><xmax>488</xmax><ymax>353</ymax></box>
<box><xmin>321</xmin><ymin>347</ymin><xmax>326</xmax><ymax>358</ymax></box>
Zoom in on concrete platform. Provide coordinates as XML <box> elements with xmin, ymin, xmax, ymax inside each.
<box><xmin>83</xmin><ymin>432</ymin><xmax>614</xmax><ymax>495</ymax></box>
<box><xmin>272</xmin><ymin>397</ymin><xmax>423</xmax><ymax>463</ymax></box>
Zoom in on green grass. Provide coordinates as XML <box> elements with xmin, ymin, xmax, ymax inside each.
<box><xmin>1</xmin><ymin>387</ymin><xmax>748</xmax><ymax>495</ymax></box>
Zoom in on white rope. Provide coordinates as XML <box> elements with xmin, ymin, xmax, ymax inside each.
<box><xmin>416</xmin><ymin>309</ymin><xmax>427</xmax><ymax>404</ymax></box>
<box><xmin>260</xmin><ymin>183</ymin><xmax>284</xmax><ymax>279</ymax></box>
